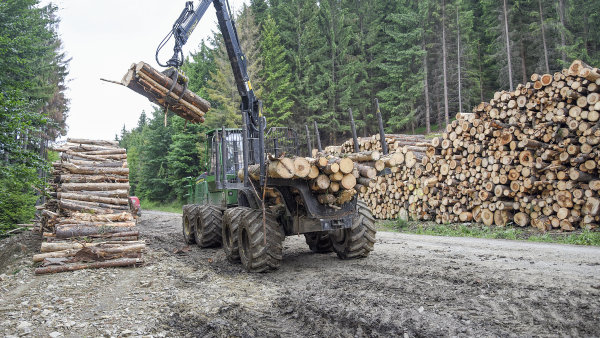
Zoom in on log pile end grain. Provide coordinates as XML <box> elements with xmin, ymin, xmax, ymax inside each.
<box><xmin>347</xmin><ymin>60</ymin><xmax>600</xmax><ymax>232</ymax></box>
<box><xmin>35</xmin><ymin>139</ymin><xmax>145</xmax><ymax>274</ymax></box>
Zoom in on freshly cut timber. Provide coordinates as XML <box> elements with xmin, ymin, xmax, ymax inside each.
<box><xmin>35</xmin><ymin>139</ymin><xmax>144</xmax><ymax>273</ymax></box>
<box><xmin>336</xmin><ymin>60</ymin><xmax>600</xmax><ymax>232</ymax></box>
<box><xmin>35</xmin><ymin>258</ymin><xmax>143</xmax><ymax>275</ymax></box>
<box><xmin>121</xmin><ymin>61</ymin><xmax>210</xmax><ymax>123</ymax></box>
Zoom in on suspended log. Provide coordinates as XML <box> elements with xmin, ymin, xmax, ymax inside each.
<box><xmin>120</xmin><ymin>62</ymin><xmax>209</xmax><ymax>123</ymax></box>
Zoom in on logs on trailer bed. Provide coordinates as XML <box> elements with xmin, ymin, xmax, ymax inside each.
<box><xmin>238</xmin><ymin>151</ymin><xmax>399</xmax><ymax>206</ymax></box>
<box><xmin>344</xmin><ymin>60</ymin><xmax>600</xmax><ymax>231</ymax></box>
<box><xmin>238</xmin><ymin>134</ymin><xmax>428</xmax><ymax>207</ymax></box>
<box><xmin>121</xmin><ymin>61</ymin><xmax>210</xmax><ymax>123</ymax></box>
<box><xmin>35</xmin><ymin>139</ymin><xmax>144</xmax><ymax>274</ymax></box>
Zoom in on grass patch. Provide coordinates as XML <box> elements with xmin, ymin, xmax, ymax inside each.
<box><xmin>140</xmin><ymin>200</ymin><xmax>184</xmax><ymax>214</ymax></box>
<box><xmin>378</xmin><ymin>219</ymin><xmax>600</xmax><ymax>246</ymax></box>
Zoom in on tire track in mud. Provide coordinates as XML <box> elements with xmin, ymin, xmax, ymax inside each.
<box><xmin>141</xmin><ymin>211</ymin><xmax>600</xmax><ymax>337</ymax></box>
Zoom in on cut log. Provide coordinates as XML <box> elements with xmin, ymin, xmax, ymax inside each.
<box><xmin>41</xmin><ymin>240</ymin><xmax>144</xmax><ymax>252</ymax></box>
<box><xmin>35</xmin><ymin>257</ymin><xmax>143</xmax><ymax>275</ymax></box>
<box><xmin>55</xmin><ymin>225</ymin><xmax>135</xmax><ymax>238</ymax></box>
<box><xmin>310</xmin><ymin>174</ymin><xmax>330</xmax><ymax>191</ymax></box>
<box><xmin>514</xmin><ymin>212</ymin><xmax>530</xmax><ymax>227</ymax></box>
<box><xmin>292</xmin><ymin>157</ymin><xmax>311</xmax><ymax>178</ymax></box>
<box><xmin>60</xmin><ymin>163</ymin><xmax>129</xmax><ymax>176</ymax></box>
<box><xmin>340</xmin><ymin>173</ymin><xmax>357</xmax><ymax>190</ymax></box>
<box><xmin>56</xmin><ymin>192</ymin><xmax>129</xmax><ymax>205</ymax></box>
<box><xmin>336</xmin><ymin>188</ymin><xmax>356</xmax><ymax>204</ymax></box>
<box><xmin>67</xmin><ymin>139</ymin><xmax>119</xmax><ymax>147</ymax></box>
<box><xmin>120</xmin><ymin>62</ymin><xmax>209</xmax><ymax>123</ymax></box>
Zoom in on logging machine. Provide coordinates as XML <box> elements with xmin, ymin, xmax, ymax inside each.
<box><xmin>158</xmin><ymin>0</ymin><xmax>377</xmax><ymax>272</ymax></box>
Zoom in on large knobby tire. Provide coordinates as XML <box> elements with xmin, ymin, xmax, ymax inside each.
<box><xmin>222</xmin><ymin>206</ymin><xmax>252</xmax><ymax>262</ymax></box>
<box><xmin>331</xmin><ymin>201</ymin><xmax>376</xmax><ymax>259</ymax></box>
<box><xmin>238</xmin><ymin>209</ymin><xmax>284</xmax><ymax>272</ymax></box>
<box><xmin>182</xmin><ymin>204</ymin><xmax>197</xmax><ymax>244</ymax></box>
<box><xmin>304</xmin><ymin>232</ymin><xmax>333</xmax><ymax>253</ymax></box>
<box><xmin>194</xmin><ymin>205</ymin><xmax>224</xmax><ymax>248</ymax></box>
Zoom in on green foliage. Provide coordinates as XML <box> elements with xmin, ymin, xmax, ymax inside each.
<box><xmin>167</xmin><ymin>119</ymin><xmax>207</xmax><ymax>200</ymax></box>
<box><xmin>181</xmin><ymin>40</ymin><xmax>216</xmax><ymax>100</ymax></box>
<box><xmin>381</xmin><ymin>220</ymin><xmax>600</xmax><ymax>246</ymax></box>
<box><xmin>259</xmin><ymin>15</ymin><xmax>294</xmax><ymax>127</ymax></box>
<box><xmin>374</xmin><ymin>1</ymin><xmax>424</xmax><ymax>131</ymax></box>
<box><xmin>0</xmin><ymin>166</ymin><xmax>39</xmax><ymax>233</ymax></box>
<box><xmin>0</xmin><ymin>0</ymin><xmax>69</xmax><ymax>231</ymax></box>
<box><xmin>140</xmin><ymin>199</ymin><xmax>184</xmax><ymax>214</ymax></box>
<box><xmin>122</xmin><ymin>0</ymin><xmax>600</xmax><ymax>204</ymax></box>
<box><xmin>136</xmin><ymin>109</ymin><xmax>174</xmax><ymax>202</ymax></box>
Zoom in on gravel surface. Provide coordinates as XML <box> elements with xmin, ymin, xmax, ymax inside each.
<box><xmin>1</xmin><ymin>210</ymin><xmax>599</xmax><ymax>337</ymax></box>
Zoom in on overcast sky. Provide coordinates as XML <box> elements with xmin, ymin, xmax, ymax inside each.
<box><xmin>44</xmin><ymin>0</ymin><xmax>248</xmax><ymax>141</ymax></box>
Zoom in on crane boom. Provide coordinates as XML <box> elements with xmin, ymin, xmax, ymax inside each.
<box><xmin>157</xmin><ymin>0</ymin><xmax>261</xmax><ymax>146</ymax></box>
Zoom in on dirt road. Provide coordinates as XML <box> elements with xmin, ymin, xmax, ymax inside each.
<box><xmin>1</xmin><ymin>210</ymin><xmax>599</xmax><ymax>337</ymax></box>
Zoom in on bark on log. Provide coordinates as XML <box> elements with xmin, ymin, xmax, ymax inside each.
<box><xmin>55</xmin><ymin>225</ymin><xmax>135</xmax><ymax>238</ymax></box>
<box><xmin>35</xmin><ymin>257</ymin><xmax>143</xmax><ymax>275</ymax></box>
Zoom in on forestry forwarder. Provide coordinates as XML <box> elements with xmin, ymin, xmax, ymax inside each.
<box><xmin>157</xmin><ymin>0</ymin><xmax>376</xmax><ymax>272</ymax></box>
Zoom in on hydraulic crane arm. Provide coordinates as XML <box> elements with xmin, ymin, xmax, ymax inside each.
<box><xmin>156</xmin><ymin>0</ymin><xmax>260</xmax><ymax>135</ymax></box>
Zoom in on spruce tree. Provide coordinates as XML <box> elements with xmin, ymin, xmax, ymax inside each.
<box><xmin>374</xmin><ymin>0</ymin><xmax>424</xmax><ymax>131</ymax></box>
<box><xmin>260</xmin><ymin>14</ymin><xmax>294</xmax><ymax>128</ymax></box>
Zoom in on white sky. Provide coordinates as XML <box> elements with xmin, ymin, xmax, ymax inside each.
<box><xmin>44</xmin><ymin>0</ymin><xmax>248</xmax><ymax>141</ymax></box>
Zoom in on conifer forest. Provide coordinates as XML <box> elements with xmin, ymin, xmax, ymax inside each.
<box><xmin>120</xmin><ymin>0</ymin><xmax>600</xmax><ymax>204</ymax></box>
<box><xmin>2</xmin><ymin>0</ymin><xmax>599</xmax><ymax>223</ymax></box>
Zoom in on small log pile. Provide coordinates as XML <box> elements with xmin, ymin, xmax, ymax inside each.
<box><xmin>35</xmin><ymin>139</ymin><xmax>144</xmax><ymax>274</ymax></box>
<box><xmin>121</xmin><ymin>61</ymin><xmax>210</xmax><ymax>123</ymax></box>
<box><xmin>340</xmin><ymin>60</ymin><xmax>600</xmax><ymax>231</ymax></box>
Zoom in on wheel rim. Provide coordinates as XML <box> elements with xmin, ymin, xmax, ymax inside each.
<box><xmin>240</xmin><ymin>227</ymin><xmax>251</xmax><ymax>262</ymax></box>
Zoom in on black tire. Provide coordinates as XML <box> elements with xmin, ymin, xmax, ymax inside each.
<box><xmin>238</xmin><ymin>209</ymin><xmax>284</xmax><ymax>272</ymax></box>
<box><xmin>330</xmin><ymin>201</ymin><xmax>376</xmax><ymax>259</ymax></box>
<box><xmin>222</xmin><ymin>206</ymin><xmax>252</xmax><ymax>262</ymax></box>
<box><xmin>194</xmin><ymin>205</ymin><xmax>224</xmax><ymax>248</ymax></box>
<box><xmin>304</xmin><ymin>232</ymin><xmax>333</xmax><ymax>253</ymax></box>
<box><xmin>182</xmin><ymin>204</ymin><xmax>197</xmax><ymax>244</ymax></box>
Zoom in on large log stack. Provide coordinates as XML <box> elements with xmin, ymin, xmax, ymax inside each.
<box><xmin>35</xmin><ymin>139</ymin><xmax>144</xmax><ymax>274</ymax></box>
<box><xmin>337</xmin><ymin>60</ymin><xmax>600</xmax><ymax>231</ymax></box>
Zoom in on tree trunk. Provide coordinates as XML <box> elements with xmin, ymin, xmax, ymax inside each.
<box><xmin>520</xmin><ymin>38</ymin><xmax>527</xmax><ymax>84</ymax></box>
<box><xmin>456</xmin><ymin>7</ymin><xmax>463</xmax><ymax>115</ymax></box>
<box><xmin>442</xmin><ymin>0</ymin><xmax>450</xmax><ymax>126</ymax></box>
<box><xmin>538</xmin><ymin>0</ymin><xmax>550</xmax><ymax>73</ymax></box>
<box><xmin>502</xmin><ymin>0</ymin><xmax>514</xmax><ymax>91</ymax></box>
<box><xmin>558</xmin><ymin>0</ymin><xmax>567</xmax><ymax>64</ymax></box>
<box><xmin>35</xmin><ymin>258</ymin><xmax>142</xmax><ymax>275</ymax></box>
<box><xmin>477</xmin><ymin>42</ymin><xmax>484</xmax><ymax>102</ymax></box>
<box><xmin>423</xmin><ymin>43</ymin><xmax>431</xmax><ymax>134</ymax></box>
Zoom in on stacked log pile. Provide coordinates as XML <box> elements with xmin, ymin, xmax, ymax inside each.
<box><xmin>35</xmin><ymin>139</ymin><xmax>144</xmax><ymax>274</ymax></box>
<box><xmin>336</xmin><ymin>60</ymin><xmax>600</xmax><ymax>231</ymax></box>
<box><xmin>121</xmin><ymin>61</ymin><xmax>210</xmax><ymax>123</ymax></box>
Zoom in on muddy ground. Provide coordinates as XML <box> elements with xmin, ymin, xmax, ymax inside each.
<box><xmin>1</xmin><ymin>210</ymin><xmax>599</xmax><ymax>337</ymax></box>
